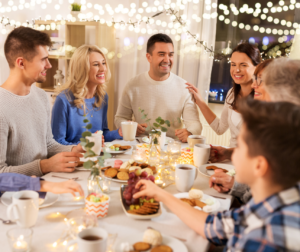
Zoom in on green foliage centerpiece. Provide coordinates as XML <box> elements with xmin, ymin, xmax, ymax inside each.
<box><xmin>80</xmin><ymin>116</ymin><xmax>111</xmax><ymax>193</ymax></box>
<box><xmin>71</xmin><ymin>3</ymin><xmax>81</xmax><ymax>11</ymax></box>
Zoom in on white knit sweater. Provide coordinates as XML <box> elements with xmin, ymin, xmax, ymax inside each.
<box><xmin>115</xmin><ymin>72</ymin><xmax>202</xmax><ymax>138</ymax></box>
<box><xmin>0</xmin><ymin>85</ymin><xmax>73</xmax><ymax>176</ymax></box>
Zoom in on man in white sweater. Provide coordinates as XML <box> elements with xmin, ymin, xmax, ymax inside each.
<box><xmin>0</xmin><ymin>27</ymin><xmax>83</xmax><ymax>176</ymax></box>
<box><xmin>115</xmin><ymin>34</ymin><xmax>202</xmax><ymax>142</ymax></box>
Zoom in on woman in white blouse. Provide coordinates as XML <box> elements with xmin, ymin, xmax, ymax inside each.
<box><xmin>186</xmin><ymin>43</ymin><xmax>262</xmax><ymax>147</ymax></box>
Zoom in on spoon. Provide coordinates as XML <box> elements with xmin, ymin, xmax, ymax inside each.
<box><xmin>0</xmin><ymin>218</ymin><xmax>15</xmax><ymax>225</ymax></box>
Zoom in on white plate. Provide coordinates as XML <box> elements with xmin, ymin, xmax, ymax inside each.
<box><xmin>115</xmin><ymin>233</ymin><xmax>187</xmax><ymax>252</ymax></box>
<box><xmin>1</xmin><ymin>192</ymin><xmax>59</xmax><ymax>209</ymax></box>
<box><xmin>105</xmin><ymin>146</ymin><xmax>133</xmax><ymax>154</ymax></box>
<box><xmin>76</xmin><ymin>157</ymin><xmax>99</xmax><ymax>171</ymax></box>
<box><xmin>198</xmin><ymin>163</ymin><xmax>235</xmax><ymax>177</ymax></box>
<box><xmin>174</xmin><ymin>192</ymin><xmax>221</xmax><ymax>213</ymax></box>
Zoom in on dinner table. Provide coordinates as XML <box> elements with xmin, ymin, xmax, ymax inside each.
<box><xmin>0</xmin><ymin>139</ymin><xmax>234</xmax><ymax>252</ymax></box>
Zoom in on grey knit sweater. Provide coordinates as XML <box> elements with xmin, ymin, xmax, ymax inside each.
<box><xmin>0</xmin><ymin>85</ymin><xmax>73</xmax><ymax>177</ymax></box>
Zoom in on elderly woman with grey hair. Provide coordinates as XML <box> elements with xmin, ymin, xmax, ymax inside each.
<box><xmin>208</xmin><ymin>58</ymin><xmax>300</xmax><ymax>204</ymax></box>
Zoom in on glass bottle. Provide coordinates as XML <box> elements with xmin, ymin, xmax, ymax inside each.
<box><xmin>87</xmin><ymin>168</ymin><xmax>102</xmax><ymax>195</ymax></box>
<box><xmin>148</xmin><ymin>132</ymin><xmax>160</xmax><ymax>166</ymax></box>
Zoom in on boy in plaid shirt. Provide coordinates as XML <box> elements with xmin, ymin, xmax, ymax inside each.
<box><xmin>134</xmin><ymin>99</ymin><xmax>300</xmax><ymax>251</ymax></box>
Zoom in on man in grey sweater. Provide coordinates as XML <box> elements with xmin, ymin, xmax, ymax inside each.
<box><xmin>0</xmin><ymin>27</ymin><xmax>83</xmax><ymax>177</ymax></box>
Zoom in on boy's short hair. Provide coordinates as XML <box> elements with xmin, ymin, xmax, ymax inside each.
<box><xmin>239</xmin><ymin>99</ymin><xmax>300</xmax><ymax>187</ymax></box>
<box><xmin>147</xmin><ymin>33</ymin><xmax>173</xmax><ymax>54</ymax></box>
<box><xmin>4</xmin><ymin>27</ymin><xmax>52</xmax><ymax>68</ymax></box>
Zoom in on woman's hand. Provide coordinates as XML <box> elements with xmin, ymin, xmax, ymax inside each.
<box><xmin>102</xmin><ymin>135</ymin><xmax>105</xmax><ymax>147</ymax></box>
<box><xmin>185</xmin><ymin>82</ymin><xmax>204</xmax><ymax>104</ymax></box>
<box><xmin>133</xmin><ymin>180</ymin><xmax>165</xmax><ymax>202</ymax></box>
<box><xmin>40</xmin><ymin>180</ymin><xmax>84</xmax><ymax>197</ymax></box>
<box><xmin>118</xmin><ymin>127</ymin><xmax>123</xmax><ymax>137</ymax></box>
<box><xmin>72</xmin><ymin>143</ymin><xmax>85</xmax><ymax>153</ymax></box>
<box><xmin>209</xmin><ymin>170</ymin><xmax>235</xmax><ymax>193</ymax></box>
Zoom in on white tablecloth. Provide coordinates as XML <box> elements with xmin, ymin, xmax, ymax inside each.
<box><xmin>0</xmin><ymin>140</ymin><xmax>233</xmax><ymax>252</ymax></box>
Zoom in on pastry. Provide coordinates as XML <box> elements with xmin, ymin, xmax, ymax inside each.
<box><xmin>104</xmin><ymin>168</ymin><xmax>118</xmax><ymax>178</ymax></box>
<box><xmin>189</xmin><ymin>189</ymin><xmax>203</xmax><ymax>200</ymax></box>
<box><xmin>142</xmin><ymin>168</ymin><xmax>153</xmax><ymax>176</ymax></box>
<box><xmin>128</xmin><ymin>159</ymin><xmax>135</xmax><ymax>164</ymax></box>
<box><xmin>114</xmin><ymin>160</ymin><xmax>123</xmax><ymax>169</ymax></box>
<box><xmin>148</xmin><ymin>166</ymin><xmax>157</xmax><ymax>174</ymax></box>
<box><xmin>180</xmin><ymin>198</ymin><xmax>194</xmax><ymax>206</ymax></box>
<box><xmin>117</xmin><ymin>171</ymin><xmax>129</xmax><ymax>180</ymax></box>
<box><xmin>101</xmin><ymin>166</ymin><xmax>111</xmax><ymax>171</ymax></box>
<box><xmin>143</xmin><ymin>228</ymin><xmax>162</xmax><ymax>246</ymax></box>
<box><xmin>133</xmin><ymin>242</ymin><xmax>151</xmax><ymax>251</ymax></box>
<box><xmin>140</xmin><ymin>163</ymin><xmax>149</xmax><ymax>168</ymax></box>
<box><xmin>151</xmin><ymin>245</ymin><xmax>173</xmax><ymax>252</ymax></box>
<box><xmin>129</xmin><ymin>166</ymin><xmax>141</xmax><ymax>173</ymax></box>
<box><xmin>113</xmin><ymin>144</ymin><xmax>121</xmax><ymax>147</ymax></box>
<box><xmin>120</xmin><ymin>161</ymin><xmax>131</xmax><ymax>169</ymax></box>
<box><xmin>119</xmin><ymin>168</ymin><xmax>129</xmax><ymax>173</ymax></box>
<box><xmin>206</xmin><ymin>165</ymin><xmax>228</xmax><ymax>173</ymax></box>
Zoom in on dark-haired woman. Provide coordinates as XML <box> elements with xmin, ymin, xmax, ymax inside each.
<box><xmin>186</xmin><ymin>43</ymin><xmax>262</xmax><ymax>147</ymax></box>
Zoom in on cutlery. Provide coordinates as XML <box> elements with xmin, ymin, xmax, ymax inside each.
<box><xmin>0</xmin><ymin>218</ymin><xmax>15</xmax><ymax>225</ymax></box>
<box><xmin>136</xmin><ymin>138</ymin><xmax>141</xmax><ymax>143</ymax></box>
<box><xmin>51</xmin><ymin>175</ymin><xmax>79</xmax><ymax>181</ymax></box>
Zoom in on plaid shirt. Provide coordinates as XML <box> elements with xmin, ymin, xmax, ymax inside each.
<box><xmin>205</xmin><ymin>183</ymin><xmax>300</xmax><ymax>252</ymax></box>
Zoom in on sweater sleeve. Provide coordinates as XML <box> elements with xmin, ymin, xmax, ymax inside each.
<box><xmin>44</xmin><ymin>94</ymin><xmax>74</xmax><ymax>157</ymax></box>
<box><xmin>209</xmin><ymin>91</ymin><xmax>232</xmax><ymax>135</ymax></box>
<box><xmin>0</xmin><ymin>173</ymin><xmax>41</xmax><ymax>192</ymax></box>
<box><xmin>182</xmin><ymin>94</ymin><xmax>202</xmax><ymax>135</ymax></box>
<box><xmin>0</xmin><ymin>111</ymin><xmax>44</xmax><ymax>176</ymax></box>
<box><xmin>114</xmin><ymin>84</ymin><xmax>133</xmax><ymax>128</ymax></box>
<box><xmin>228</xmin><ymin>181</ymin><xmax>252</xmax><ymax>203</ymax></box>
<box><xmin>51</xmin><ymin>96</ymin><xmax>76</xmax><ymax>145</ymax></box>
<box><xmin>102</xmin><ymin>95</ymin><xmax>122</xmax><ymax>142</ymax></box>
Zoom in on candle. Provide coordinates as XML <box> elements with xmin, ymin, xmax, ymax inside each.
<box><xmin>13</xmin><ymin>236</ymin><xmax>28</xmax><ymax>252</ymax></box>
<box><xmin>155</xmin><ymin>179</ymin><xmax>163</xmax><ymax>187</ymax></box>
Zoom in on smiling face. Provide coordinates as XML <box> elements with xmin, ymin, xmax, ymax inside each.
<box><xmin>22</xmin><ymin>45</ymin><xmax>52</xmax><ymax>83</ymax></box>
<box><xmin>251</xmin><ymin>69</ymin><xmax>271</xmax><ymax>101</ymax></box>
<box><xmin>230</xmin><ymin>52</ymin><xmax>256</xmax><ymax>86</ymax></box>
<box><xmin>146</xmin><ymin>42</ymin><xmax>174</xmax><ymax>79</ymax></box>
<box><xmin>88</xmin><ymin>52</ymin><xmax>107</xmax><ymax>86</ymax></box>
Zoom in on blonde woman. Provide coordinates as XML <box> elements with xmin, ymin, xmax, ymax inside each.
<box><xmin>51</xmin><ymin>45</ymin><xmax>122</xmax><ymax>145</ymax></box>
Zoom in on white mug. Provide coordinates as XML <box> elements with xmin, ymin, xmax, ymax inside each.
<box><xmin>86</xmin><ymin>133</ymin><xmax>102</xmax><ymax>155</ymax></box>
<box><xmin>121</xmin><ymin>122</ymin><xmax>138</xmax><ymax>141</ymax></box>
<box><xmin>188</xmin><ymin>135</ymin><xmax>206</xmax><ymax>148</ymax></box>
<box><xmin>66</xmin><ymin>227</ymin><xmax>108</xmax><ymax>252</ymax></box>
<box><xmin>175</xmin><ymin>164</ymin><xmax>198</xmax><ymax>192</ymax></box>
<box><xmin>7</xmin><ymin>191</ymin><xmax>39</xmax><ymax>228</ymax></box>
<box><xmin>193</xmin><ymin>144</ymin><xmax>211</xmax><ymax>168</ymax></box>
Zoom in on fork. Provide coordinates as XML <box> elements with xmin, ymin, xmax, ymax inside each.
<box><xmin>51</xmin><ymin>175</ymin><xmax>79</xmax><ymax>181</ymax></box>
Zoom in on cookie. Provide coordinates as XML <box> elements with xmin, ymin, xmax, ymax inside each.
<box><xmin>104</xmin><ymin>168</ymin><xmax>118</xmax><ymax>178</ymax></box>
<box><xmin>113</xmin><ymin>144</ymin><xmax>121</xmax><ymax>147</ymax></box>
<box><xmin>206</xmin><ymin>165</ymin><xmax>228</xmax><ymax>173</ymax></box>
<box><xmin>180</xmin><ymin>198</ymin><xmax>194</xmax><ymax>206</ymax></box>
<box><xmin>101</xmin><ymin>166</ymin><xmax>111</xmax><ymax>171</ymax></box>
<box><xmin>119</xmin><ymin>145</ymin><xmax>131</xmax><ymax>150</ymax></box>
<box><xmin>133</xmin><ymin>242</ymin><xmax>151</xmax><ymax>251</ymax></box>
<box><xmin>117</xmin><ymin>171</ymin><xmax>129</xmax><ymax>180</ymax></box>
<box><xmin>194</xmin><ymin>199</ymin><xmax>207</xmax><ymax>208</ymax></box>
<box><xmin>119</xmin><ymin>168</ymin><xmax>129</xmax><ymax>173</ymax></box>
<box><xmin>151</xmin><ymin>245</ymin><xmax>173</xmax><ymax>252</ymax></box>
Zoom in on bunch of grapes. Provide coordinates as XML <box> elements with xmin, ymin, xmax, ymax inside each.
<box><xmin>123</xmin><ymin>170</ymin><xmax>155</xmax><ymax>206</ymax></box>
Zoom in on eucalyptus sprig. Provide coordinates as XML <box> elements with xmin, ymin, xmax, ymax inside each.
<box><xmin>80</xmin><ymin>116</ymin><xmax>111</xmax><ymax>177</ymax></box>
<box><xmin>139</xmin><ymin>108</ymin><xmax>170</xmax><ymax>134</ymax></box>
<box><xmin>71</xmin><ymin>3</ymin><xmax>81</xmax><ymax>11</ymax></box>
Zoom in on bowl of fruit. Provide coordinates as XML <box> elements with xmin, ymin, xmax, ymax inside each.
<box><xmin>85</xmin><ymin>193</ymin><xmax>110</xmax><ymax>218</ymax></box>
<box><xmin>120</xmin><ymin>170</ymin><xmax>161</xmax><ymax>219</ymax></box>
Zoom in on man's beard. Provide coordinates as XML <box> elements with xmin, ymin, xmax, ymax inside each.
<box><xmin>35</xmin><ymin>76</ymin><xmax>47</xmax><ymax>84</ymax></box>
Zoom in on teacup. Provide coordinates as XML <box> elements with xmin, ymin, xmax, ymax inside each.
<box><xmin>175</xmin><ymin>164</ymin><xmax>198</xmax><ymax>192</ymax></box>
<box><xmin>7</xmin><ymin>191</ymin><xmax>39</xmax><ymax>228</ymax></box>
<box><xmin>66</xmin><ymin>227</ymin><xmax>108</xmax><ymax>252</ymax></box>
<box><xmin>188</xmin><ymin>135</ymin><xmax>206</xmax><ymax>148</ymax></box>
<box><xmin>193</xmin><ymin>144</ymin><xmax>211</xmax><ymax>168</ymax></box>
<box><xmin>121</xmin><ymin>122</ymin><xmax>138</xmax><ymax>141</ymax></box>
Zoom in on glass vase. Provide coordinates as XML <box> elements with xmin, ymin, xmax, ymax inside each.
<box><xmin>87</xmin><ymin>168</ymin><xmax>102</xmax><ymax>195</ymax></box>
<box><xmin>148</xmin><ymin>133</ymin><xmax>161</xmax><ymax>166</ymax></box>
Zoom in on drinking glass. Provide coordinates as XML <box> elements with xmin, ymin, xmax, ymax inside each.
<box><xmin>67</xmin><ymin>215</ymin><xmax>98</xmax><ymax>239</ymax></box>
<box><xmin>167</xmin><ymin>141</ymin><xmax>182</xmax><ymax>170</ymax></box>
<box><xmin>101</xmin><ymin>175</ymin><xmax>111</xmax><ymax>193</ymax></box>
<box><xmin>7</xmin><ymin>227</ymin><xmax>33</xmax><ymax>252</ymax></box>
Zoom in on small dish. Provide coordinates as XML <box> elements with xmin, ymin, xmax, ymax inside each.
<box><xmin>198</xmin><ymin>163</ymin><xmax>235</xmax><ymax>177</ymax></box>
